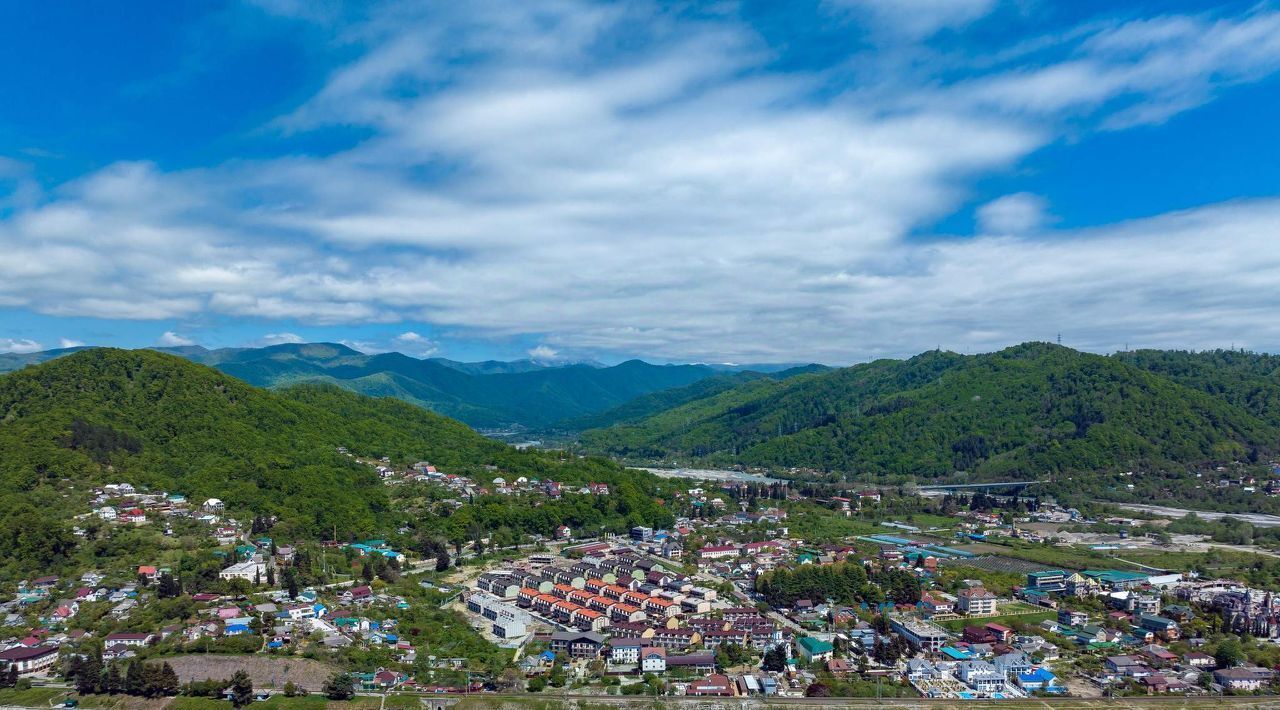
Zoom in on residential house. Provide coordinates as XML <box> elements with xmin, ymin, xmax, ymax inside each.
<box><xmin>686</xmin><ymin>674</ymin><xmax>734</xmax><ymax>696</ymax></box>
<box><xmin>640</xmin><ymin>647</ymin><xmax>667</xmax><ymax>673</ymax></box>
<box><xmin>1214</xmin><ymin>667</ymin><xmax>1273</xmax><ymax>692</ymax></box>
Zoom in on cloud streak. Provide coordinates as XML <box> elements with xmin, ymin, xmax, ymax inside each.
<box><xmin>2</xmin><ymin>2</ymin><xmax>1280</xmax><ymax>362</ymax></box>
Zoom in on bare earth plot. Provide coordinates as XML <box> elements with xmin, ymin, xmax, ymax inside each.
<box><xmin>163</xmin><ymin>655</ymin><xmax>339</xmax><ymax>691</ymax></box>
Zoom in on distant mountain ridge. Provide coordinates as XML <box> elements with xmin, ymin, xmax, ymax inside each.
<box><xmin>0</xmin><ymin>342</ymin><xmax>824</xmax><ymax>429</ymax></box>
<box><xmin>579</xmin><ymin>343</ymin><xmax>1280</xmax><ymax>485</ymax></box>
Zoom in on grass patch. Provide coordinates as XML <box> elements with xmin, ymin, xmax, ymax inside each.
<box><xmin>936</xmin><ymin>608</ymin><xmax>1057</xmax><ymax>632</ymax></box>
<box><xmin>0</xmin><ymin>687</ymin><xmax>69</xmax><ymax>707</ymax></box>
<box><xmin>254</xmin><ymin>696</ymin><xmax>330</xmax><ymax>710</ymax></box>
<box><xmin>164</xmin><ymin>698</ymin><xmax>231</xmax><ymax>710</ymax></box>
<box><xmin>380</xmin><ymin>695</ymin><xmax>423</xmax><ymax>710</ymax></box>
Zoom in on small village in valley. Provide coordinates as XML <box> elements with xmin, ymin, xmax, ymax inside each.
<box><xmin>7</xmin><ymin>449</ymin><xmax>1280</xmax><ymax>708</ymax></box>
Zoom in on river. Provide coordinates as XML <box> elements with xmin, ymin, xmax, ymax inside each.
<box><xmin>1118</xmin><ymin>503</ymin><xmax>1280</xmax><ymax>528</ymax></box>
<box><xmin>636</xmin><ymin>467</ymin><xmax>784</xmax><ymax>484</ymax></box>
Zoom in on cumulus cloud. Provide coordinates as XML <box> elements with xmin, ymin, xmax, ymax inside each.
<box><xmin>976</xmin><ymin>193</ymin><xmax>1051</xmax><ymax>234</ymax></box>
<box><xmin>527</xmin><ymin>345</ymin><xmax>560</xmax><ymax>363</ymax></box>
<box><xmin>2</xmin><ymin>2</ymin><xmax>1280</xmax><ymax>363</ymax></box>
<box><xmin>157</xmin><ymin>331</ymin><xmax>196</xmax><ymax>347</ymax></box>
<box><xmin>59</xmin><ymin>338</ymin><xmax>85</xmax><ymax>348</ymax></box>
<box><xmin>0</xmin><ymin>338</ymin><xmax>43</xmax><ymax>354</ymax></box>
<box><xmin>392</xmin><ymin>331</ymin><xmax>438</xmax><ymax>356</ymax></box>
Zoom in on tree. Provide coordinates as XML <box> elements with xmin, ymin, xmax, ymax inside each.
<box><xmin>0</xmin><ymin>665</ymin><xmax>15</xmax><ymax>689</ymax></box>
<box><xmin>266</xmin><ymin>566</ymin><xmax>276</xmax><ymax>587</ymax></box>
<box><xmin>1215</xmin><ymin>637</ymin><xmax>1244</xmax><ymax>669</ymax></box>
<box><xmin>157</xmin><ymin>572</ymin><xmax>182</xmax><ymax>598</ymax></box>
<box><xmin>228</xmin><ymin>670</ymin><xmax>253</xmax><ymax>708</ymax></box>
<box><xmin>436</xmin><ymin>550</ymin><xmax>450</xmax><ymax>572</ymax></box>
<box><xmin>527</xmin><ymin>675</ymin><xmax>546</xmax><ymax>692</ymax></box>
<box><xmin>284</xmin><ymin>567</ymin><xmax>300</xmax><ymax>599</ymax></box>
<box><xmin>105</xmin><ymin>663</ymin><xmax>122</xmax><ymax>695</ymax></box>
<box><xmin>282</xmin><ymin>682</ymin><xmax>300</xmax><ymax>697</ymax></box>
<box><xmin>805</xmin><ymin>682</ymin><xmax>832</xmax><ymax>697</ymax></box>
<box><xmin>762</xmin><ymin>645</ymin><xmax>787</xmax><ymax>672</ymax></box>
<box><xmin>125</xmin><ymin>660</ymin><xmax>144</xmax><ymax>696</ymax></box>
<box><xmin>324</xmin><ymin>672</ymin><xmax>355</xmax><ymax>701</ymax></box>
<box><xmin>77</xmin><ymin>654</ymin><xmax>102</xmax><ymax>695</ymax></box>
<box><xmin>158</xmin><ymin>663</ymin><xmax>179</xmax><ymax>697</ymax></box>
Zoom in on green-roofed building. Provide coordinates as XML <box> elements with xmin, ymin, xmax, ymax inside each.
<box><xmin>797</xmin><ymin>636</ymin><xmax>834</xmax><ymax>662</ymax></box>
<box><xmin>1081</xmin><ymin>569</ymin><xmax>1149</xmax><ymax>589</ymax></box>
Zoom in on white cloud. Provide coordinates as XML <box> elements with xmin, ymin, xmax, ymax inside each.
<box><xmin>157</xmin><ymin>331</ymin><xmax>196</xmax><ymax>347</ymax></box>
<box><xmin>951</xmin><ymin>9</ymin><xmax>1280</xmax><ymax>128</ymax></box>
<box><xmin>256</xmin><ymin>332</ymin><xmax>305</xmax><ymax>346</ymax></box>
<box><xmin>827</xmin><ymin>0</ymin><xmax>995</xmax><ymax>38</ymax></box>
<box><xmin>527</xmin><ymin>345</ymin><xmax>560</xmax><ymax>362</ymax></box>
<box><xmin>0</xmin><ymin>338</ymin><xmax>43</xmax><ymax>354</ymax></box>
<box><xmin>59</xmin><ymin>338</ymin><xmax>85</xmax><ymax>349</ymax></box>
<box><xmin>2</xmin><ymin>2</ymin><xmax>1280</xmax><ymax>363</ymax></box>
<box><xmin>394</xmin><ymin>331</ymin><xmax>428</xmax><ymax>344</ymax></box>
<box><xmin>392</xmin><ymin>330</ymin><xmax>437</xmax><ymax>356</ymax></box>
<box><xmin>976</xmin><ymin>193</ymin><xmax>1050</xmax><ymax>234</ymax></box>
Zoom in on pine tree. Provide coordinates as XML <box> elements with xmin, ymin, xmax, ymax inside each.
<box><xmin>140</xmin><ymin>663</ymin><xmax>163</xmax><ymax>698</ymax></box>
<box><xmin>266</xmin><ymin>566</ymin><xmax>276</xmax><ymax>587</ymax></box>
<box><xmin>285</xmin><ymin>568</ymin><xmax>299</xmax><ymax>598</ymax></box>
<box><xmin>228</xmin><ymin>670</ymin><xmax>253</xmax><ymax>707</ymax></box>
<box><xmin>435</xmin><ymin>550</ymin><xmax>450</xmax><ymax>572</ymax></box>
<box><xmin>324</xmin><ymin>672</ymin><xmax>354</xmax><ymax>701</ymax></box>
<box><xmin>158</xmin><ymin>572</ymin><xmax>181</xmax><ymax>599</ymax></box>
<box><xmin>106</xmin><ymin>663</ymin><xmax>122</xmax><ymax>695</ymax></box>
<box><xmin>125</xmin><ymin>660</ymin><xmax>144</xmax><ymax>696</ymax></box>
<box><xmin>159</xmin><ymin>663</ymin><xmax>179</xmax><ymax>696</ymax></box>
<box><xmin>77</xmin><ymin>654</ymin><xmax>102</xmax><ymax>695</ymax></box>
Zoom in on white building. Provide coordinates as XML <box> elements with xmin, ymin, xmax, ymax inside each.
<box><xmin>219</xmin><ymin>559</ymin><xmax>268</xmax><ymax>582</ymax></box>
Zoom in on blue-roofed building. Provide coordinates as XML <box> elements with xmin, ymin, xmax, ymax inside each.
<box><xmin>1017</xmin><ymin>668</ymin><xmax>1064</xmax><ymax>693</ymax></box>
<box><xmin>940</xmin><ymin>646</ymin><xmax>972</xmax><ymax>660</ymax></box>
<box><xmin>225</xmin><ymin>624</ymin><xmax>249</xmax><ymax>636</ymax></box>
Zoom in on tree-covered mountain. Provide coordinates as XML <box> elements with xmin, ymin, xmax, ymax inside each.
<box><xmin>0</xmin><ymin>349</ymin><xmax>678</xmax><ymax>577</ymax></box>
<box><xmin>0</xmin><ymin>343</ymin><xmax>756</xmax><ymax>429</ymax></box>
<box><xmin>579</xmin><ymin>342</ymin><xmax>1280</xmax><ymax>482</ymax></box>
<box><xmin>558</xmin><ymin>364</ymin><xmax>829</xmax><ymax>431</ymax></box>
<box><xmin>1116</xmin><ymin>349</ymin><xmax>1280</xmax><ymax>423</ymax></box>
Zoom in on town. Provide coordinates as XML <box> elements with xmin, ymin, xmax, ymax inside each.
<box><xmin>6</xmin><ymin>455</ymin><xmax>1280</xmax><ymax>707</ymax></box>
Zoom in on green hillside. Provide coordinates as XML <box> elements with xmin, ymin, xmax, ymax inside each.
<box><xmin>580</xmin><ymin>343</ymin><xmax>1279</xmax><ymax>483</ymax></box>
<box><xmin>0</xmin><ymin>349</ymin><xmax>494</xmax><ymax>544</ymax></box>
<box><xmin>559</xmin><ymin>364</ymin><xmax>829</xmax><ymax>431</ymax></box>
<box><xmin>1117</xmin><ymin>348</ymin><xmax>1280</xmax><ymax>422</ymax></box>
<box><xmin>0</xmin><ymin>343</ymin><xmax>827</xmax><ymax>429</ymax></box>
<box><xmin>0</xmin><ymin>348</ymin><xmax>682</xmax><ymax>577</ymax></box>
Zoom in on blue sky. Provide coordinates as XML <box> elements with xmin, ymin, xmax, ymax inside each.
<box><xmin>3</xmin><ymin>0</ymin><xmax>1280</xmax><ymax>364</ymax></box>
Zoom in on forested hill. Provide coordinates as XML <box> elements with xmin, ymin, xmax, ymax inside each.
<box><xmin>579</xmin><ymin>342</ymin><xmax>1280</xmax><ymax>481</ymax></box>
<box><xmin>1116</xmin><ymin>349</ymin><xmax>1280</xmax><ymax>423</ymax></box>
<box><xmin>557</xmin><ymin>364</ymin><xmax>829</xmax><ymax>431</ymax></box>
<box><xmin>0</xmin><ymin>343</ymin><xmax>742</xmax><ymax>429</ymax></box>
<box><xmin>0</xmin><ymin>349</ymin><xmax>488</xmax><ymax>538</ymax></box>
